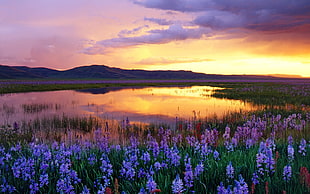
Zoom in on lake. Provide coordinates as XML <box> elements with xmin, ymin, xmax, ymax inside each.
<box><xmin>0</xmin><ymin>85</ymin><xmax>258</xmax><ymax>126</ymax></box>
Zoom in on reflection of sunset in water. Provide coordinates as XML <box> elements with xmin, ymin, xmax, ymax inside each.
<box><xmin>0</xmin><ymin>86</ymin><xmax>258</xmax><ymax>125</ymax></box>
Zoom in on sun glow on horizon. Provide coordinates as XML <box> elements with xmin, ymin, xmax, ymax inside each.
<box><xmin>0</xmin><ymin>0</ymin><xmax>309</xmax><ymax>77</ymax></box>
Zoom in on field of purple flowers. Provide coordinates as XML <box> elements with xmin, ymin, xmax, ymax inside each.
<box><xmin>1</xmin><ymin>113</ymin><xmax>310</xmax><ymax>193</ymax></box>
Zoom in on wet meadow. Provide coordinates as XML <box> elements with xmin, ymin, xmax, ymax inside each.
<box><xmin>0</xmin><ymin>79</ymin><xmax>310</xmax><ymax>193</ymax></box>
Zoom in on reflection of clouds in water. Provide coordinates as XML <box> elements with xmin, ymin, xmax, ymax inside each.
<box><xmin>78</xmin><ymin>86</ymin><xmax>256</xmax><ymax>123</ymax></box>
<box><xmin>81</xmin><ymin>104</ymin><xmax>176</xmax><ymax>124</ymax></box>
<box><xmin>0</xmin><ymin>86</ymin><xmax>257</xmax><ymax>125</ymax></box>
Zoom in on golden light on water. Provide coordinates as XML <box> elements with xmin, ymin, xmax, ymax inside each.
<box><xmin>0</xmin><ymin>86</ymin><xmax>259</xmax><ymax>124</ymax></box>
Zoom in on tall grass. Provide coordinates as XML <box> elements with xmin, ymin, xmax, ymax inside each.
<box><xmin>1</xmin><ymin>112</ymin><xmax>310</xmax><ymax>193</ymax></box>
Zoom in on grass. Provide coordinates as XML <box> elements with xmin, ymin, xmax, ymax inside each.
<box><xmin>1</xmin><ymin>79</ymin><xmax>309</xmax><ymax>107</ymax></box>
<box><xmin>1</xmin><ymin>112</ymin><xmax>310</xmax><ymax>193</ymax></box>
<box><xmin>1</xmin><ymin>79</ymin><xmax>310</xmax><ymax>193</ymax></box>
<box><xmin>1</xmin><ymin>118</ymin><xmax>310</xmax><ymax>193</ymax></box>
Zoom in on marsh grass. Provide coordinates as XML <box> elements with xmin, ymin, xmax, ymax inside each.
<box><xmin>21</xmin><ymin>103</ymin><xmax>62</xmax><ymax>114</ymax></box>
<box><xmin>1</xmin><ymin>124</ymin><xmax>310</xmax><ymax>193</ymax></box>
<box><xmin>1</xmin><ymin>80</ymin><xmax>310</xmax><ymax>193</ymax></box>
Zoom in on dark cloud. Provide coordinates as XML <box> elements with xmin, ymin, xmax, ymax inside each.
<box><xmin>82</xmin><ymin>24</ymin><xmax>211</xmax><ymax>55</ymax></box>
<box><xmin>134</xmin><ymin>0</ymin><xmax>310</xmax><ymax>32</ymax></box>
<box><xmin>133</xmin><ymin>0</ymin><xmax>209</xmax><ymax>12</ymax></box>
<box><xmin>134</xmin><ymin>0</ymin><xmax>310</xmax><ymax>14</ymax></box>
<box><xmin>144</xmin><ymin>17</ymin><xmax>173</xmax><ymax>25</ymax></box>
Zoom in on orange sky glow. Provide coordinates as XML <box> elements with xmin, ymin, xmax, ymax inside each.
<box><xmin>0</xmin><ymin>0</ymin><xmax>309</xmax><ymax>77</ymax></box>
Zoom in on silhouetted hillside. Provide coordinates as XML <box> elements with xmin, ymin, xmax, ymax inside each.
<box><xmin>0</xmin><ymin>64</ymin><xmax>307</xmax><ymax>80</ymax></box>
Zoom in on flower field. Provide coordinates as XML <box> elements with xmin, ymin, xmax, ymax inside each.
<box><xmin>1</xmin><ymin>113</ymin><xmax>310</xmax><ymax>193</ymax></box>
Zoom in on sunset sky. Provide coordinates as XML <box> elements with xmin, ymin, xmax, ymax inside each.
<box><xmin>1</xmin><ymin>0</ymin><xmax>309</xmax><ymax>77</ymax></box>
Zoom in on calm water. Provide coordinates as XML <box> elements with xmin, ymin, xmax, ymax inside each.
<box><xmin>0</xmin><ymin>86</ymin><xmax>259</xmax><ymax>126</ymax></box>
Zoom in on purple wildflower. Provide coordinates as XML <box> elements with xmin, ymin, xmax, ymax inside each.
<box><xmin>225</xmin><ymin>141</ymin><xmax>234</xmax><ymax>152</ymax></box>
<box><xmin>165</xmin><ymin>147</ymin><xmax>181</xmax><ymax>167</ymax></box>
<box><xmin>184</xmin><ymin>156</ymin><xmax>194</xmax><ymax>188</ymax></box>
<box><xmin>10</xmin><ymin>143</ymin><xmax>21</xmax><ymax>152</ymax></box>
<box><xmin>226</xmin><ymin>162</ymin><xmax>234</xmax><ymax>179</ymax></box>
<box><xmin>146</xmin><ymin>176</ymin><xmax>157</xmax><ymax>192</ymax></box>
<box><xmin>251</xmin><ymin>172</ymin><xmax>259</xmax><ymax>185</ymax></box>
<box><xmin>29</xmin><ymin>180</ymin><xmax>39</xmax><ymax>194</ymax></box>
<box><xmin>139</xmin><ymin>187</ymin><xmax>147</xmax><ymax>194</ymax></box>
<box><xmin>213</xmin><ymin>150</ymin><xmax>220</xmax><ymax>160</ymax></box>
<box><xmin>0</xmin><ymin>178</ymin><xmax>16</xmax><ymax>193</ymax></box>
<box><xmin>81</xmin><ymin>185</ymin><xmax>91</xmax><ymax>194</ymax></box>
<box><xmin>120</xmin><ymin>161</ymin><xmax>136</xmax><ymax>180</ymax></box>
<box><xmin>288</xmin><ymin>135</ymin><xmax>294</xmax><ymax>145</ymax></box>
<box><xmin>223</xmin><ymin>126</ymin><xmax>231</xmax><ymax>140</ymax></box>
<box><xmin>138</xmin><ymin>168</ymin><xmax>147</xmax><ymax>178</ymax></box>
<box><xmin>172</xmin><ymin>134</ymin><xmax>183</xmax><ymax>145</ymax></box>
<box><xmin>57</xmin><ymin>163</ymin><xmax>81</xmax><ymax>193</ymax></box>
<box><xmin>154</xmin><ymin>162</ymin><xmax>161</xmax><ymax>171</ymax></box>
<box><xmin>161</xmin><ymin>162</ymin><xmax>168</xmax><ymax>169</ymax></box>
<box><xmin>172</xmin><ymin>174</ymin><xmax>184</xmax><ymax>194</ymax></box>
<box><xmin>141</xmin><ymin>151</ymin><xmax>151</xmax><ymax>164</ymax></box>
<box><xmin>256</xmin><ymin>153</ymin><xmax>267</xmax><ymax>176</ymax></box>
<box><xmin>194</xmin><ymin>162</ymin><xmax>204</xmax><ymax>177</ymax></box>
<box><xmin>39</xmin><ymin>174</ymin><xmax>49</xmax><ymax>187</ymax></box>
<box><xmin>56</xmin><ymin>178</ymin><xmax>74</xmax><ymax>193</ymax></box>
<box><xmin>233</xmin><ymin>175</ymin><xmax>249</xmax><ymax>193</ymax></box>
<box><xmin>288</xmin><ymin>145</ymin><xmax>294</xmax><ymax>163</ymax></box>
<box><xmin>283</xmin><ymin>165</ymin><xmax>292</xmax><ymax>182</ymax></box>
<box><xmin>265</xmin><ymin>148</ymin><xmax>275</xmax><ymax>173</ymax></box>
<box><xmin>88</xmin><ymin>153</ymin><xmax>97</xmax><ymax>165</ymax></box>
<box><xmin>298</xmin><ymin>138</ymin><xmax>307</xmax><ymax>156</ymax></box>
<box><xmin>200</xmin><ymin>144</ymin><xmax>213</xmax><ymax>157</ymax></box>
<box><xmin>245</xmin><ymin>139</ymin><xmax>254</xmax><ymax>149</ymax></box>
<box><xmin>186</xmin><ymin>136</ymin><xmax>198</xmax><ymax>147</ymax></box>
<box><xmin>201</xmin><ymin>128</ymin><xmax>219</xmax><ymax>146</ymax></box>
<box><xmin>217</xmin><ymin>182</ymin><xmax>227</xmax><ymax>194</ymax></box>
<box><xmin>130</xmin><ymin>136</ymin><xmax>139</xmax><ymax>149</ymax></box>
<box><xmin>147</xmin><ymin>135</ymin><xmax>160</xmax><ymax>158</ymax></box>
<box><xmin>100</xmin><ymin>154</ymin><xmax>113</xmax><ymax>188</ymax></box>
<box><xmin>231</xmin><ymin>136</ymin><xmax>239</xmax><ymax>148</ymax></box>
<box><xmin>12</xmin><ymin>157</ymin><xmax>35</xmax><ymax>181</ymax></box>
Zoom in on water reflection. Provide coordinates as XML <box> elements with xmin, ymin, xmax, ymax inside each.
<box><xmin>0</xmin><ymin>86</ymin><xmax>258</xmax><ymax>125</ymax></box>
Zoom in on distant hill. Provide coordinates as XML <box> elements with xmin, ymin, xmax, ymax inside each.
<box><xmin>0</xmin><ymin>65</ymin><xmax>59</xmax><ymax>79</ymax></box>
<box><xmin>0</xmin><ymin>64</ymin><xmax>307</xmax><ymax>80</ymax></box>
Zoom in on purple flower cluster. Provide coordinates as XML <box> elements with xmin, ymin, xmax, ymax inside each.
<box><xmin>223</xmin><ymin>126</ymin><xmax>234</xmax><ymax>152</ymax></box>
<box><xmin>56</xmin><ymin>163</ymin><xmax>81</xmax><ymax>193</ymax></box>
<box><xmin>226</xmin><ymin>161</ymin><xmax>234</xmax><ymax>180</ymax></box>
<box><xmin>12</xmin><ymin>157</ymin><xmax>35</xmax><ymax>181</ymax></box>
<box><xmin>194</xmin><ymin>162</ymin><xmax>204</xmax><ymax>178</ymax></box>
<box><xmin>298</xmin><ymin>138</ymin><xmax>307</xmax><ymax>156</ymax></box>
<box><xmin>0</xmin><ymin>178</ymin><xmax>16</xmax><ymax>193</ymax></box>
<box><xmin>172</xmin><ymin>174</ymin><xmax>184</xmax><ymax>194</ymax></box>
<box><xmin>287</xmin><ymin>145</ymin><xmax>294</xmax><ymax>163</ymax></box>
<box><xmin>120</xmin><ymin>159</ymin><xmax>136</xmax><ymax>181</ymax></box>
<box><xmin>165</xmin><ymin>146</ymin><xmax>181</xmax><ymax>167</ymax></box>
<box><xmin>147</xmin><ymin>134</ymin><xmax>160</xmax><ymax>157</ymax></box>
<box><xmin>218</xmin><ymin>175</ymin><xmax>249</xmax><ymax>194</ymax></box>
<box><xmin>0</xmin><ymin>111</ymin><xmax>309</xmax><ymax>193</ymax></box>
<box><xmin>252</xmin><ymin>140</ymin><xmax>275</xmax><ymax>184</ymax></box>
<box><xmin>146</xmin><ymin>176</ymin><xmax>157</xmax><ymax>192</ymax></box>
<box><xmin>201</xmin><ymin>128</ymin><xmax>219</xmax><ymax>146</ymax></box>
<box><xmin>283</xmin><ymin>165</ymin><xmax>292</xmax><ymax>182</ymax></box>
<box><xmin>100</xmin><ymin>154</ymin><xmax>113</xmax><ymax>188</ymax></box>
<box><xmin>184</xmin><ymin>156</ymin><xmax>194</xmax><ymax>188</ymax></box>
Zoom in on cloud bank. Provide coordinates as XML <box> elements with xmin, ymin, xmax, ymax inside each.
<box><xmin>134</xmin><ymin>0</ymin><xmax>310</xmax><ymax>31</ymax></box>
<box><xmin>82</xmin><ymin>24</ymin><xmax>211</xmax><ymax>55</ymax></box>
<box><xmin>83</xmin><ymin>0</ymin><xmax>310</xmax><ymax>55</ymax></box>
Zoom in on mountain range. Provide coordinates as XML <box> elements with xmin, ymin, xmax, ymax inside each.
<box><xmin>0</xmin><ymin>64</ymin><xmax>307</xmax><ymax>80</ymax></box>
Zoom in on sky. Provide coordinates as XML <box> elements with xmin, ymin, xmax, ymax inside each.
<box><xmin>0</xmin><ymin>0</ymin><xmax>310</xmax><ymax>77</ymax></box>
